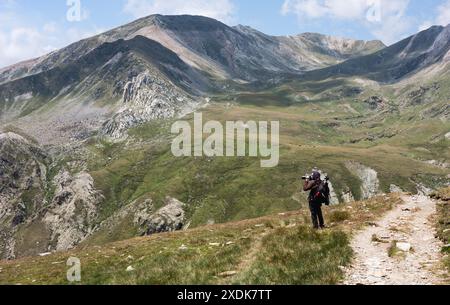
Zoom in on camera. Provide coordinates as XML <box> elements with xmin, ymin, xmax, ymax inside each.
<box><xmin>301</xmin><ymin>174</ymin><xmax>330</xmax><ymax>181</ymax></box>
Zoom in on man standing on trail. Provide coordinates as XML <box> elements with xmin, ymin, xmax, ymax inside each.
<box><xmin>303</xmin><ymin>171</ymin><xmax>327</xmax><ymax>229</ymax></box>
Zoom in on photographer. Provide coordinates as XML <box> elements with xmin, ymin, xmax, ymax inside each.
<box><xmin>303</xmin><ymin>171</ymin><xmax>328</xmax><ymax>230</ymax></box>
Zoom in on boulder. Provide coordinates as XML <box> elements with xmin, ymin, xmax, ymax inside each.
<box><xmin>390</xmin><ymin>185</ymin><xmax>403</xmax><ymax>193</ymax></box>
<box><xmin>143</xmin><ymin>197</ymin><xmax>186</xmax><ymax>235</ymax></box>
<box><xmin>396</xmin><ymin>242</ymin><xmax>412</xmax><ymax>252</ymax></box>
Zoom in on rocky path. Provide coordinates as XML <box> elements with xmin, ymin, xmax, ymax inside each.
<box><xmin>344</xmin><ymin>194</ymin><xmax>446</xmax><ymax>285</ymax></box>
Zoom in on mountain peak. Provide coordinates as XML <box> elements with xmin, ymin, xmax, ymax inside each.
<box><xmin>304</xmin><ymin>22</ymin><xmax>450</xmax><ymax>83</ymax></box>
<box><xmin>138</xmin><ymin>13</ymin><xmax>229</xmax><ymax>31</ymax></box>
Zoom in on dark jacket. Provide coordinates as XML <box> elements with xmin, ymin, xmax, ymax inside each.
<box><xmin>303</xmin><ymin>179</ymin><xmax>320</xmax><ymax>203</ymax></box>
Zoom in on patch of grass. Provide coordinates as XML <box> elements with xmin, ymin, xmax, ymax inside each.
<box><xmin>433</xmin><ymin>187</ymin><xmax>450</xmax><ymax>276</ymax></box>
<box><xmin>329</xmin><ymin>210</ymin><xmax>351</xmax><ymax>223</ymax></box>
<box><xmin>0</xmin><ymin>194</ymin><xmax>401</xmax><ymax>285</ymax></box>
<box><xmin>235</xmin><ymin>226</ymin><xmax>352</xmax><ymax>285</ymax></box>
<box><xmin>387</xmin><ymin>241</ymin><xmax>406</xmax><ymax>259</ymax></box>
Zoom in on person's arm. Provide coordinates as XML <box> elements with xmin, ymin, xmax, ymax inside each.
<box><xmin>303</xmin><ymin>180</ymin><xmax>315</xmax><ymax>192</ymax></box>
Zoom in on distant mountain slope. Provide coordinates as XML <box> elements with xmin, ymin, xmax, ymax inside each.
<box><xmin>275</xmin><ymin>31</ymin><xmax>385</xmax><ymax>67</ymax></box>
<box><xmin>302</xmin><ymin>25</ymin><xmax>450</xmax><ymax>83</ymax></box>
<box><xmin>0</xmin><ymin>14</ymin><xmax>385</xmax><ymax>85</ymax></box>
<box><xmin>0</xmin><ymin>35</ymin><xmax>207</xmax><ymax>102</ymax></box>
<box><xmin>0</xmin><ymin>35</ymin><xmax>208</xmax><ymax>142</ymax></box>
<box><xmin>0</xmin><ymin>14</ymin><xmax>387</xmax><ymax>142</ymax></box>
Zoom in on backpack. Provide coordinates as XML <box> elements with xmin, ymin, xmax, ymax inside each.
<box><xmin>312</xmin><ymin>180</ymin><xmax>330</xmax><ymax>206</ymax></box>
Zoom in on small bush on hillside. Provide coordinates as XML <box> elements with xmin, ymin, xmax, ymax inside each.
<box><xmin>329</xmin><ymin>210</ymin><xmax>351</xmax><ymax>223</ymax></box>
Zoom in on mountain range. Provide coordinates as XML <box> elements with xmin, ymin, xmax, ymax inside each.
<box><xmin>0</xmin><ymin>15</ymin><xmax>449</xmax><ymax>260</ymax></box>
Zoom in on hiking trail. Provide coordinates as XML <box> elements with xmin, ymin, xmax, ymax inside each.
<box><xmin>344</xmin><ymin>194</ymin><xmax>446</xmax><ymax>285</ymax></box>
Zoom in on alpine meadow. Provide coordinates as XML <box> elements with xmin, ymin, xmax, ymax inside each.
<box><xmin>0</xmin><ymin>1</ymin><xmax>449</xmax><ymax>288</ymax></box>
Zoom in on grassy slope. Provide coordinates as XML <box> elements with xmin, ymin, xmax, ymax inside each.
<box><xmin>0</xmin><ymin>194</ymin><xmax>402</xmax><ymax>285</ymax></box>
<box><xmin>432</xmin><ymin>187</ymin><xmax>450</xmax><ymax>277</ymax></box>
<box><xmin>80</xmin><ymin>87</ymin><xmax>448</xmax><ymax>245</ymax></box>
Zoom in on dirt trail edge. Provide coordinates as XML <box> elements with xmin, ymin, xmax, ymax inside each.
<box><xmin>344</xmin><ymin>194</ymin><xmax>446</xmax><ymax>285</ymax></box>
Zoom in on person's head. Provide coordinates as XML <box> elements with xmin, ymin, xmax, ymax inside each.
<box><xmin>311</xmin><ymin>171</ymin><xmax>321</xmax><ymax>181</ymax></box>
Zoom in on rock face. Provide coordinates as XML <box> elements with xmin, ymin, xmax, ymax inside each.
<box><xmin>0</xmin><ymin>132</ymin><xmax>106</xmax><ymax>258</ymax></box>
<box><xmin>43</xmin><ymin>170</ymin><xmax>103</xmax><ymax>251</ymax></box>
<box><xmin>346</xmin><ymin>161</ymin><xmax>380</xmax><ymax>200</ymax></box>
<box><xmin>326</xmin><ymin>181</ymin><xmax>340</xmax><ymax>205</ymax></box>
<box><xmin>102</xmin><ymin>71</ymin><xmax>200</xmax><ymax>138</ymax></box>
<box><xmin>0</xmin><ymin>133</ymin><xmax>48</xmax><ymax>259</ymax></box>
<box><xmin>88</xmin><ymin>196</ymin><xmax>187</xmax><ymax>240</ymax></box>
<box><xmin>142</xmin><ymin>197</ymin><xmax>186</xmax><ymax>235</ymax></box>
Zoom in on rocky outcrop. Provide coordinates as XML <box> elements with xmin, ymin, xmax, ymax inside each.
<box><xmin>364</xmin><ymin>96</ymin><xmax>385</xmax><ymax>110</ymax></box>
<box><xmin>390</xmin><ymin>184</ymin><xmax>404</xmax><ymax>193</ymax></box>
<box><xmin>346</xmin><ymin>161</ymin><xmax>380</xmax><ymax>200</ymax></box>
<box><xmin>101</xmin><ymin>71</ymin><xmax>200</xmax><ymax>138</ymax></box>
<box><xmin>0</xmin><ymin>132</ymin><xmax>48</xmax><ymax>259</ymax></box>
<box><xmin>424</xmin><ymin>160</ymin><xmax>449</xmax><ymax>169</ymax></box>
<box><xmin>43</xmin><ymin>170</ymin><xmax>103</xmax><ymax>251</ymax></box>
<box><xmin>326</xmin><ymin>181</ymin><xmax>340</xmax><ymax>205</ymax></box>
<box><xmin>341</xmin><ymin>187</ymin><xmax>356</xmax><ymax>203</ymax></box>
<box><xmin>416</xmin><ymin>183</ymin><xmax>433</xmax><ymax>196</ymax></box>
<box><xmin>405</xmin><ymin>83</ymin><xmax>440</xmax><ymax>106</ymax></box>
<box><xmin>88</xmin><ymin>196</ymin><xmax>186</xmax><ymax>240</ymax></box>
<box><xmin>141</xmin><ymin>197</ymin><xmax>186</xmax><ymax>235</ymax></box>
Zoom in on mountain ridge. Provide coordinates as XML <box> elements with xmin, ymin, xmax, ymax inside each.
<box><xmin>301</xmin><ymin>24</ymin><xmax>450</xmax><ymax>83</ymax></box>
<box><xmin>0</xmin><ymin>14</ymin><xmax>385</xmax><ymax>85</ymax></box>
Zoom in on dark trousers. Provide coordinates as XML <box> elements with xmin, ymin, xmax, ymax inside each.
<box><xmin>309</xmin><ymin>201</ymin><xmax>324</xmax><ymax>229</ymax></box>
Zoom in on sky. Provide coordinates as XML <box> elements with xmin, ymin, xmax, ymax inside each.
<box><xmin>1</xmin><ymin>0</ymin><xmax>450</xmax><ymax>68</ymax></box>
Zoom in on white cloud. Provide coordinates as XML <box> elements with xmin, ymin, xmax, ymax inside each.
<box><xmin>420</xmin><ymin>0</ymin><xmax>450</xmax><ymax>31</ymax></box>
<box><xmin>0</xmin><ymin>22</ymin><xmax>105</xmax><ymax>69</ymax></box>
<box><xmin>369</xmin><ymin>0</ymin><xmax>412</xmax><ymax>44</ymax></box>
<box><xmin>436</xmin><ymin>0</ymin><xmax>450</xmax><ymax>25</ymax></box>
<box><xmin>65</xmin><ymin>27</ymin><xmax>105</xmax><ymax>42</ymax></box>
<box><xmin>419</xmin><ymin>20</ymin><xmax>434</xmax><ymax>32</ymax></box>
<box><xmin>123</xmin><ymin>0</ymin><xmax>236</xmax><ymax>24</ymax></box>
<box><xmin>281</xmin><ymin>0</ymin><xmax>412</xmax><ymax>45</ymax></box>
<box><xmin>0</xmin><ymin>27</ymin><xmax>47</xmax><ymax>68</ymax></box>
<box><xmin>0</xmin><ymin>0</ymin><xmax>105</xmax><ymax>69</ymax></box>
<box><xmin>43</xmin><ymin>22</ymin><xmax>58</xmax><ymax>33</ymax></box>
<box><xmin>282</xmin><ymin>0</ymin><xmax>369</xmax><ymax>20</ymax></box>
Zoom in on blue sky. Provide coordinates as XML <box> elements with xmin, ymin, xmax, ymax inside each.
<box><xmin>1</xmin><ymin>0</ymin><xmax>450</xmax><ymax>68</ymax></box>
